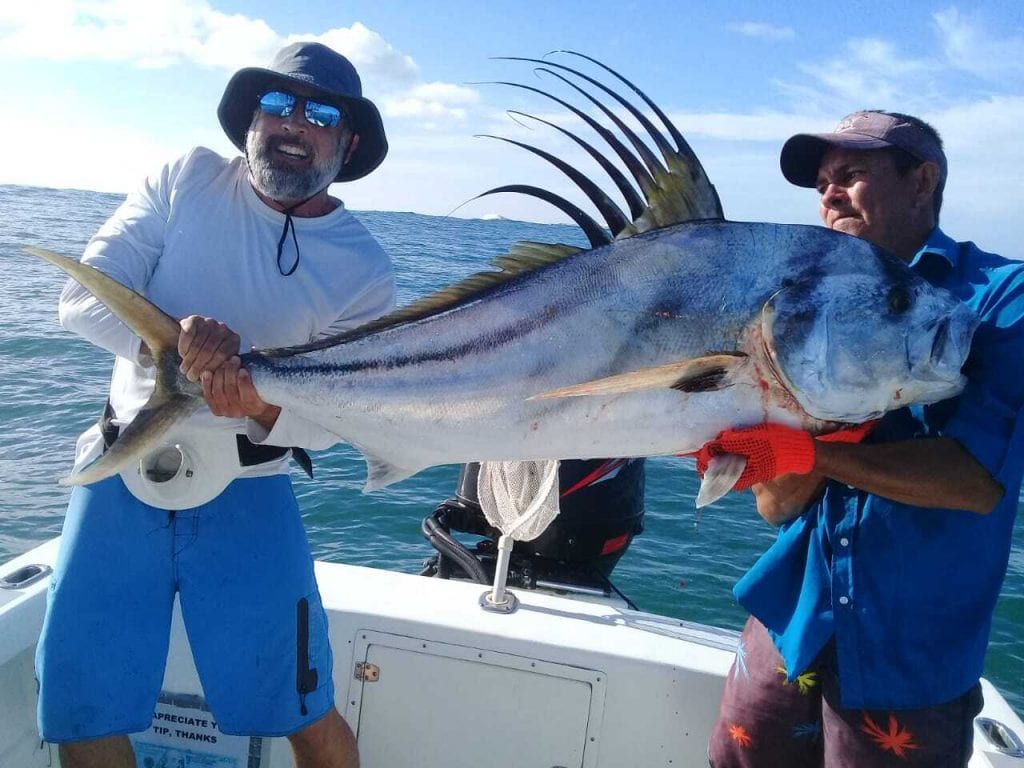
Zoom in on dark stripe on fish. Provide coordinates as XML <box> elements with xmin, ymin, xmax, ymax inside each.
<box><xmin>249</xmin><ymin>311</ymin><xmax>560</xmax><ymax>376</ymax></box>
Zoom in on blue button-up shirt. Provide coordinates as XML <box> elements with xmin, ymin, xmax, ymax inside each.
<box><xmin>734</xmin><ymin>228</ymin><xmax>1024</xmax><ymax>709</ymax></box>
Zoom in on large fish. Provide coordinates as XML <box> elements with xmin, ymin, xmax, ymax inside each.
<box><xmin>28</xmin><ymin>53</ymin><xmax>976</xmax><ymax>506</ymax></box>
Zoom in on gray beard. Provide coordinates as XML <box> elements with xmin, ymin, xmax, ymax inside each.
<box><xmin>246</xmin><ymin>132</ymin><xmax>344</xmax><ymax>203</ymax></box>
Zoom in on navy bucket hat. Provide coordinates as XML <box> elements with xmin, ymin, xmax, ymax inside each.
<box><xmin>780</xmin><ymin>110</ymin><xmax>947</xmax><ymax>189</ymax></box>
<box><xmin>218</xmin><ymin>42</ymin><xmax>388</xmax><ymax>182</ymax></box>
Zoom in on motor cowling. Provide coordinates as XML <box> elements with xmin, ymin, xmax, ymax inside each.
<box><xmin>453</xmin><ymin>458</ymin><xmax>646</xmax><ymax>578</ymax></box>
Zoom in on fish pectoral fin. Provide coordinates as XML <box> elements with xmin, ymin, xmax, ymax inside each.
<box><xmin>695</xmin><ymin>453</ymin><xmax>748</xmax><ymax>508</ymax></box>
<box><xmin>362</xmin><ymin>454</ymin><xmax>421</xmax><ymax>493</ymax></box>
<box><xmin>530</xmin><ymin>353</ymin><xmax>747</xmax><ymax>400</ymax></box>
<box><xmin>62</xmin><ymin>393</ymin><xmax>204</xmax><ymax>486</ymax></box>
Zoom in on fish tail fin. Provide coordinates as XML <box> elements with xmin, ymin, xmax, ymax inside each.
<box><xmin>65</xmin><ymin>392</ymin><xmax>203</xmax><ymax>486</ymax></box>
<box><xmin>25</xmin><ymin>247</ymin><xmax>181</xmax><ymax>354</ymax></box>
<box><xmin>26</xmin><ymin>247</ymin><xmax>200</xmax><ymax>485</ymax></box>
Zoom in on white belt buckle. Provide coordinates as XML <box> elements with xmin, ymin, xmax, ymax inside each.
<box><xmin>140</xmin><ymin>444</ymin><xmax>195</xmax><ymax>498</ymax></box>
<box><xmin>120</xmin><ymin>430</ymin><xmax>242</xmax><ymax>509</ymax></box>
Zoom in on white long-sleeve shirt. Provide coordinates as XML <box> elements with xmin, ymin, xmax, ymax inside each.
<box><xmin>62</xmin><ymin>146</ymin><xmax>396</xmax><ymax>480</ymax></box>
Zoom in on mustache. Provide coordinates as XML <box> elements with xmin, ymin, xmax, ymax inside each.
<box><xmin>260</xmin><ymin>134</ymin><xmax>315</xmax><ymax>157</ymax></box>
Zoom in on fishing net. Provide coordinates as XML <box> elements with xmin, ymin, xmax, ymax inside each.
<box><xmin>475</xmin><ymin>459</ymin><xmax>561</xmax><ymax>610</ymax></box>
<box><xmin>476</xmin><ymin>460</ymin><xmax>561</xmax><ymax>542</ymax></box>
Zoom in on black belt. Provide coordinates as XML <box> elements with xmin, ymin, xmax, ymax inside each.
<box><xmin>99</xmin><ymin>400</ymin><xmax>313</xmax><ymax>478</ymax></box>
<box><xmin>236</xmin><ymin>434</ymin><xmax>289</xmax><ymax>465</ymax></box>
<box><xmin>237</xmin><ymin>436</ymin><xmax>313</xmax><ymax>477</ymax></box>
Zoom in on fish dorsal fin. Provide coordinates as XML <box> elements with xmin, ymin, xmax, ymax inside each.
<box><xmin>260</xmin><ymin>242</ymin><xmax>582</xmax><ymax>358</ymax></box>
<box><xmin>482</xmin><ymin>52</ymin><xmax>724</xmax><ymax>245</ymax></box>
<box><xmin>494</xmin><ymin>241</ymin><xmax>582</xmax><ymax>269</ymax></box>
<box><xmin>627</xmin><ymin>164</ymin><xmax>724</xmax><ymax>237</ymax></box>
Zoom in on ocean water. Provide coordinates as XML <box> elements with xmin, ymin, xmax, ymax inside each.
<box><xmin>1</xmin><ymin>183</ymin><xmax>1021</xmax><ymax>714</ymax></box>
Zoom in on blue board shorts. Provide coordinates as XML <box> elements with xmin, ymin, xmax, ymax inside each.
<box><xmin>36</xmin><ymin>474</ymin><xmax>335</xmax><ymax>742</ymax></box>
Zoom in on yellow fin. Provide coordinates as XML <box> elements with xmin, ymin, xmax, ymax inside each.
<box><xmin>25</xmin><ymin>246</ymin><xmax>204</xmax><ymax>486</ymax></box>
<box><xmin>530</xmin><ymin>353</ymin><xmax>747</xmax><ymax>400</ymax></box>
<box><xmin>262</xmin><ymin>242</ymin><xmax>582</xmax><ymax>358</ymax></box>
<box><xmin>24</xmin><ymin>247</ymin><xmax>180</xmax><ymax>355</ymax></box>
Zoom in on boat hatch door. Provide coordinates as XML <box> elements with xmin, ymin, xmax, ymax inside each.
<box><xmin>347</xmin><ymin>630</ymin><xmax>606</xmax><ymax>768</ymax></box>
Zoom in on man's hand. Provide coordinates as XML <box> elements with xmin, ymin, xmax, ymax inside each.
<box><xmin>689</xmin><ymin>421</ymin><xmax>879</xmax><ymax>489</ymax></box>
<box><xmin>748</xmin><ymin>421</ymin><xmax>879</xmax><ymax>524</ymax></box>
<box><xmin>692</xmin><ymin>424</ymin><xmax>817</xmax><ymax>490</ymax></box>
<box><xmin>178</xmin><ymin>315</ymin><xmax>241</xmax><ymax>383</ymax></box>
<box><xmin>201</xmin><ymin>357</ymin><xmax>281</xmax><ymax>429</ymax></box>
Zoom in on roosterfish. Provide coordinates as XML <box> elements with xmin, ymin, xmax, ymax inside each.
<box><xmin>27</xmin><ymin>52</ymin><xmax>976</xmax><ymax>507</ymax></box>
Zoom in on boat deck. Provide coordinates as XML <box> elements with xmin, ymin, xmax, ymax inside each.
<box><xmin>2</xmin><ymin>538</ymin><xmax>1022</xmax><ymax>767</ymax></box>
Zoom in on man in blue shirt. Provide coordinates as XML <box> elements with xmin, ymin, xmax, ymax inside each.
<box><xmin>705</xmin><ymin>111</ymin><xmax>1024</xmax><ymax>767</ymax></box>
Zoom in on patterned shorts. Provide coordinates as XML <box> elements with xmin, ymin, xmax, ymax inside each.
<box><xmin>707</xmin><ymin>616</ymin><xmax>983</xmax><ymax>767</ymax></box>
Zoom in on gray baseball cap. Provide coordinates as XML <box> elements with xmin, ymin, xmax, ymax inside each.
<box><xmin>780</xmin><ymin>111</ymin><xmax>946</xmax><ymax>188</ymax></box>
<box><xmin>218</xmin><ymin>41</ymin><xmax>387</xmax><ymax>182</ymax></box>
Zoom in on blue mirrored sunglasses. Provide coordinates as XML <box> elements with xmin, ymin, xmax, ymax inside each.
<box><xmin>258</xmin><ymin>90</ymin><xmax>343</xmax><ymax>128</ymax></box>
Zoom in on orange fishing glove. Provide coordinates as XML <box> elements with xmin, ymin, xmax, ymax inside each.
<box><xmin>686</xmin><ymin>420</ymin><xmax>880</xmax><ymax>490</ymax></box>
<box><xmin>690</xmin><ymin>424</ymin><xmax>816</xmax><ymax>490</ymax></box>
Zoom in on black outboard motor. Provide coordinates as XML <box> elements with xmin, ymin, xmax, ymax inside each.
<box><xmin>421</xmin><ymin>458</ymin><xmax>645</xmax><ymax>603</ymax></box>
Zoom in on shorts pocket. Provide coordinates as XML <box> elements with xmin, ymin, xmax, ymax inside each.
<box><xmin>296</xmin><ymin>589</ymin><xmax>331</xmax><ymax>712</ymax></box>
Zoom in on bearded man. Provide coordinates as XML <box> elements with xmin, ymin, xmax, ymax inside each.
<box><xmin>36</xmin><ymin>42</ymin><xmax>395</xmax><ymax>768</ymax></box>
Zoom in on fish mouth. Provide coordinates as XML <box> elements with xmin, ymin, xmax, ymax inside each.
<box><xmin>930</xmin><ymin>317</ymin><xmax>951</xmax><ymax>364</ymax></box>
<box><xmin>915</xmin><ymin>305</ymin><xmax>977</xmax><ymax>384</ymax></box>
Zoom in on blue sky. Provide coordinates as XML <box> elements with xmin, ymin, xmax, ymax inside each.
<box><xmin>1</xmin><ymin>1</ymin><xmax>1022</xmax><ymax>255</ymax></box>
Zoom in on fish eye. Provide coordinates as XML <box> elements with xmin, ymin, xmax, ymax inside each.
<box><xmin>888</xmin><ymin>286</ymin><xmax>912</xmax><ymax>314</ymax></box>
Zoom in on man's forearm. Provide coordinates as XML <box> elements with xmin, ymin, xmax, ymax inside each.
<box><xmin>813</xmin><ymin>437</ymin><xmax>1002</xmax><ymax>514</ymax></box>
<box><xmin>751</xmin><ymin>437</ymin><xmax>1002</xmax><ymax>525</ymax></box>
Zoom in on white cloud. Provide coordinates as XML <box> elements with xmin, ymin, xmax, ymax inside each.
<box><xmin>0</xmin><ymin>0</ymin><xmax>275</xmax><ymax>68</ymax></box>
<box><xmin>0</xmin><ymin>113</ymin><xmax>216</xmax><ymax>194</ymax></box>
<box><xmin>788</xmin><ymin>37</ymin><xmax>936</xmax><ymax>111</ymax></box>
<box><xmin>727</xmin><ymin>22</ymin><xmax>795</xmax><ymax>41</ymax></box>
<box><xmin>0</xmin><ymin>1</ymin><xmax>484</xmax><ymax>135</ymax></box>
<box><xmin>929</xmin><ymin>95</ymin><xmax>1024</xmax><ymax>245</ymax></box>
<box><xmin>781</xmin><ymin>9</ymin><xmax>1023</xmax><ymax>115</ymax></box>
<box><xmin>383</xmin><ymin>82</ymin><xmax>480</xmax><ymax>121</ymax></box>
<box><xmin>934</xmin><ymin>7</ymin><xmax>1024</xmax><ymax>79</ymax></box>
<box><xmin>666</xmin><ymin>111</ymin><xmax>820</xmax><ymax>142</ymax></box>
<box><xmin>845</xmin><ymin>38</ymin><xmax>930</xmax><ymax>77</ymax></box>
<box><xmin>306</xmin><ymin>24</ymin><xmax>419</xmax><ymax>86</ymax></box>
<box><xmin>0</xmin><ymin>2</ymin><xmax>436</xmax><ymax>99</ymax></box>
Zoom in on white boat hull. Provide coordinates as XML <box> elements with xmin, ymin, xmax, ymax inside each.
<box><xmin>2</xmin><ymin>537</ymin><xmax>1022</xmax><ymax>767</ymax></box>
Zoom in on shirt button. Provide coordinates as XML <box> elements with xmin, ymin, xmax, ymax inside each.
<box><xmin>840</xmin><ymin>537</ymin><xmax>850</xmax><ymax>547</ymax></box>
<box><xmin>838</xmin><ymin>596</ymin><xmax>850</xmax><ymax>605</ymax></box>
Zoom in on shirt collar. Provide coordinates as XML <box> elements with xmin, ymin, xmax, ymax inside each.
<box><xmin>908</xmin><ymin>227</ymin><xmax>958</xmax><ymax>270</ymax></box>
<box><xmin>907</xmin><ymin>228</ymin><xmax>959</xmax><ymax>286</ymax></box>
